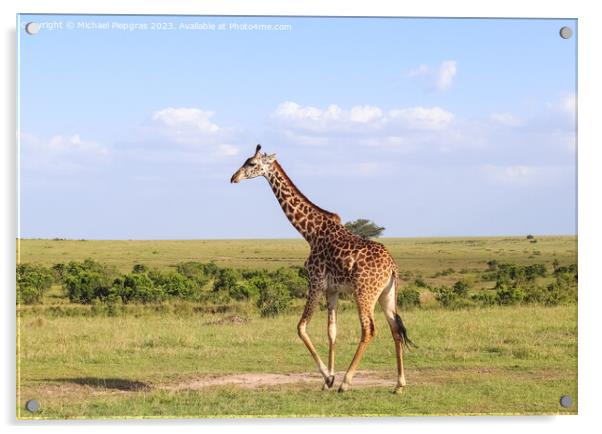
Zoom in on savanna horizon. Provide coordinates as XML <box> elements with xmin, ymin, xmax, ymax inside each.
<box><xmin>16</xmin><ymin>235</ymin><xmax>577</xmax><ymax>272</ymax></box>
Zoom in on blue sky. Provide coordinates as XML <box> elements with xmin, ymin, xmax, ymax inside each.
<box><xmin>18</xmin><ymin>15</ymin><xmax>577</xmax><ymax>239</ymax></box>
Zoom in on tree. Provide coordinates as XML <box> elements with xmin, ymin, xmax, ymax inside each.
<box><xmin>344</xmin><ymin>219</ymin><xmax>385</xmax><ymax>239</ymax></box>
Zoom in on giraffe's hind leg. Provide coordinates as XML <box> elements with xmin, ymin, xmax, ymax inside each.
<box><xmin>378</xmin><ymin>275</ymin><xmax>407</xmax><ymax>394</ymax></box>
<box><xmin>338</xmin><ymin>306</ymin><xmax>376</xmax><ymax>393</ymax></box>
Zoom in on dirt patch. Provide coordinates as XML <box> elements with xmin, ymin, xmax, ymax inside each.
<box><xmin>161</xmin><ymin>366</ymin><xmax>570</xmax><ymax>392</ymax></box>
<box><xmin>163</xmin><ymin>371</ymin><xmax>392</xmax><ymax>391</ymax></box>
<box><xmin>23</xmin><ymin>367</ymin><xmax>573</xmax><ymax>399</ymax></box>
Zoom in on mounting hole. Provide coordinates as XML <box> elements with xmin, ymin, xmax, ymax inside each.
<box><xmin>25</xmin><ymin>399</ymin><xmax>40</xmax><ymax>412</ymax></box>
<box><xmin>559</xmin><ymin>395</ymin><xmax>573</xmax><ymax>408</ymax></box>
<box><xmin>559</xmin><ymin>26</ymin><xmax>573</xmax><ymax>39</ymax></box>
<box><xmin>25</xmin><ymin>22</ymin><xmax>40</xmax><ymax>35</ymax></box>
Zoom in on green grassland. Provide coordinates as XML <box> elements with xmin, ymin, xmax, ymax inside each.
<box><xmin>18</xmin><ymin>235</ymin><xmax>576</xmax><ymax>287</ymax></box>
<box><xmin>16</xmin><ymin>236</ymin><xmax>578</xmax><ymax>419</ymax></box>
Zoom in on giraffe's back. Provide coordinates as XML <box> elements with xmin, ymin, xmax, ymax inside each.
<box><xmin>308</xmin><ymin>223</ymin><xmax>398</xmax><ymax>295</ymax></box>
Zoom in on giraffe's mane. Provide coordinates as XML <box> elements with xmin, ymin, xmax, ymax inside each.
<box><xmin>272</xmin><ymin>161</ymin><xmax>341</xmax><ymax>224</ymax></box>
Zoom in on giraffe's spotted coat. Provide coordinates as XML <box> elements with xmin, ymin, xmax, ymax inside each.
<box><xmin>231</xmin><ymin>145</ymin><xmax>410</xmax><ymax>392</ymax></box>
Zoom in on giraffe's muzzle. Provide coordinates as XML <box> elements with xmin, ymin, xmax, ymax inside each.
<box><xmin>230</xmin><ymin>171</ymin><xmax>242</xmax><ymax>183</ymax></box>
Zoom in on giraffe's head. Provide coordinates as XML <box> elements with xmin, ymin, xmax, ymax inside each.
<box><xmin>230</xmin><ymin>144</ymin><xmax>277</xmax><ymax>183</ymax></box>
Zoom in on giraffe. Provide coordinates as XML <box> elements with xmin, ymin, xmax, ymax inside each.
<box><xmin>230</xmin><ymin>145</ymin><xmax>413</xmax><ymax>393</ymax></box>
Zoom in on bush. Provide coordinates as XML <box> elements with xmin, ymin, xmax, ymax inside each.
<box><xmin>175</xmin><ymin>261</ymin><xmax>216</xmax><ymax>287</ymax></box>
<box><xmin>271</xmin><ymin>267</ymin><xmax>308</xmax><ymax>298</ymax></box>
<box><xmin>39</xmin><ymin>257</ymin><xmax>579</xmax><ymax>310</ymax></box>
<box><xmin>51</xmin><ymin>263</ymin><xmax>66</xmax><ymax>282</ymax></box>
<box><xmin>471</xmin><ymin>291</ymin><xmax>497</xmax><ymax>306</ymax></box>
<box><xmin>397</xmin><ymin>286</ymin><xmax>421</xmax><ymax>309</ymax></box>
<box><xmin>65</xmin><ymin>270</ymin><xmax>114</xmax><ymax>304</ymax></box>
<box><xmin>17</xmin><ymin>264</ymin><xmax>55</xmax><ymax>304</ymax></box>
<box><xmin>553</xmin><ymin>263</ymin><xmax>577</xmax><ymax>277</ymax></box>
<box><xmin>176</xmin><ymin>261</ymin><xmax>220</xmax><ymax>279</ymax></box>
<box><xmin>213</xmin><ymin>268</ymin><xmax>240</xmax><ymax>293</ymax></box>
<box><xmin>256</xmin><ymin>281</ymin><xmax>291</xmax><ymax>317</ymax></box>
<box><xmin>487</xmin><ymin>263</ymin><xmax>547</xmax><ymax>289</ymax></box>
<box><xmin>433</xmin><ymin>285</ymin><xmax>454</xmax><ymax>308</ymax></box>
<box><xmin>118</xmin><ymin>273</ymin><xmax>164</xmax><ymax>303</ymax></box>
<box><xmin>433</xmin><ymin>285</ymin><xmax>475</xmax><ymax>309</ymax></box>
<box><xmin>148</xmin><ymin>270</ymin><xmax>197</xmax><ymax>299</ymax></box>
<box><xmin>523</xmin><ymin>284</ymin><xmax>549</xmax><ymax>304</ymax></box>
<box><xmin>132</xmin><ymin>263</ymin><xmax>148</xmax><ymax>274</ymax></box>
<box><xmin>241</xmin><ymin>268</ymin><xmax>270</xmax><ymax>280</ymax></box>
<box><xmin>414</xmin><ymin>277</ymin><xmax>428</xmax><ymax>288</ymax></box>
<box><xmin>544</xmin><ymin>274</ymin><xmax>577</xmax><ymax>305</ymax></box>
<box><xmin>524</xmin><ymin>264</ymin><xmax>547</xmax><ymax>280</ymax></box>
<box><xmin>433</xmin><ymin>286</ymin><xmax>458</xmax><ymax>309</ymax></box>
<box><xmin>63</xmin><ymin>259</ymin><xmax>118</xmax><ymax>304</ymax></box>
<box><xmin>452</xmin><ymin>279</ymin><xmax>471</xmax><ymax>297</ymax></box>
<box><xmin>229</xmin><ymin>281</ymin><xmax>257</xmax><ymax>301</ymax></box>
<box><xmin>65</xmin><ymin>258</ymin><xmax>118</xmax><ymax>278</ymax></box>
<box><xmin>495</xmin><ymin>283</ymin><xmax>525</xmax><ymax>305</ymax></box>
<box><xmin>246</xmin><ymin>275</ymin><xmax>273</xmax><ymax>293</ymax></box>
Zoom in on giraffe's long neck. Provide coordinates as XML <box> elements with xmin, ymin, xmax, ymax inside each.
<box><xmin>265</xmin><ymin>161</ymin><xmax>340</xmax><ymax>242</ymax></box>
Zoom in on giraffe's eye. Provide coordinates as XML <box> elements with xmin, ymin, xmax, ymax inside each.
<box><xmin>248</xmin><ymin>162</ymin><xmax>257</xmax><ymax>167</ymax></box>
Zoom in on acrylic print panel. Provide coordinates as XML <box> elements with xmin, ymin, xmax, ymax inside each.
<box><xmin>16</xmin><ymin>14</ymin><xmax>577</xmax><ymax>419</ymax></box>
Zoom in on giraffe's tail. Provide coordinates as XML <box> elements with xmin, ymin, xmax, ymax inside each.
<box><xmin>392</xmin><ymin>269</ymin><xmax>416</xmax><ymax>350</ymax></box>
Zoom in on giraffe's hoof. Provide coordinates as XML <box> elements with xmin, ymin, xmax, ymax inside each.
<box><xmin>322</xmin><ymin>375</ymin><xmax>335</xmax><ymax>390</ymax></box>
<box><xmin>392</xmin><ymin>386</ymin><xmax>404</xmax><ymax>395</ymax></box>
<box><xmin>338</xmin><ymin>382</ymin><xmax>350</xmax><ymax>393</ymax></box>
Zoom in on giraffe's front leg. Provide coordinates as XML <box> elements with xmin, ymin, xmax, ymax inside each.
<box><xmin>323</xmin><ymin>291</ymin><xmax>339</xmax><ymax>390</ymax></box>
<box><xmin>297</xmin><ymin>287</ymin><xmax>330</xmax><ymax>385</ymax></box>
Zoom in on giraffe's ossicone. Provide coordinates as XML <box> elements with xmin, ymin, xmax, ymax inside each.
<box><xmin>231</xmin><ymin>144</ymin><xmax>413</xmax><ymax>393</ymax></box>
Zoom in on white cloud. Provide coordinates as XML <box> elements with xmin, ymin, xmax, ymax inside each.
<box><xmin>406</xmin><ymin>60</ymin><xmax>458</xmax><ymax>91</ymax></box>
<box><xmin>152</xmin><ymin>107</ymin><xmax>220</xmax><ymax>133</ymax></box>
<box><xmin>350</xmin><ymin>105</ymin><xmax>383</xmax><ymax>123</ymax></box>
<box><xmin>19</xmin><ymin>132</ymin><xmax>109</xmax><ymax>172</ymax></box>
<box><xmin>560</xmin><ymin>93</ymin><xmax>576</xmax><ymax>115</ymax></box>
<box><xmin>272</xmin><ymin>101</ymin><xmax>453</xmax><ymax>134</ymax></box>
<box><xmin>480</xmin><ymin>164</ymin><xmax>570</xmax><ymax>186</ymax></box>
<box><xmin>48</xmin><ymin>134</ymin><xmax>108</xmax><ymax>155</ymax></box>
<box><xmin>273</xmin><ymin>101</ymin><xmax>332</xmax><ymax>121</ymax></box>
<box><xmin>490</xmin><ymin>112</ymin><xmax>524</xmax><ymax>127</ymax></box>
<box><xmin>436</xmin><ymin>61</ymin><xmax>457</xmax><ymax>91</ymax></box>
<box><xmin>140</xmin><ymin>106</ymin><xmax>243</xmax><ymax>160</ymax></box>
<box><xmin>388</xmin><ymin>106</ymin><xmax>454</xmax><ymax>130</ymax></box>
<box><xmin>271</xmin><ymin>101</ymin><xmax>461</xmax><ymax>152</ymax></box>
<box><xmin>543</xmin><ymin>93</ymin><xmax>576</xmax><ymax>122</ymax></box>
<box><xmin>272</xmin><ymin>102</ymin><xmax>386</xmax><ymax>133</ymax></box>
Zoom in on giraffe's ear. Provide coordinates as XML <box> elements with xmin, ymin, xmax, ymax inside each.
<box><xmin>266</xmin><ymin>153</ymin><xmax>277</xmax><ymax>162</ymax></box>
